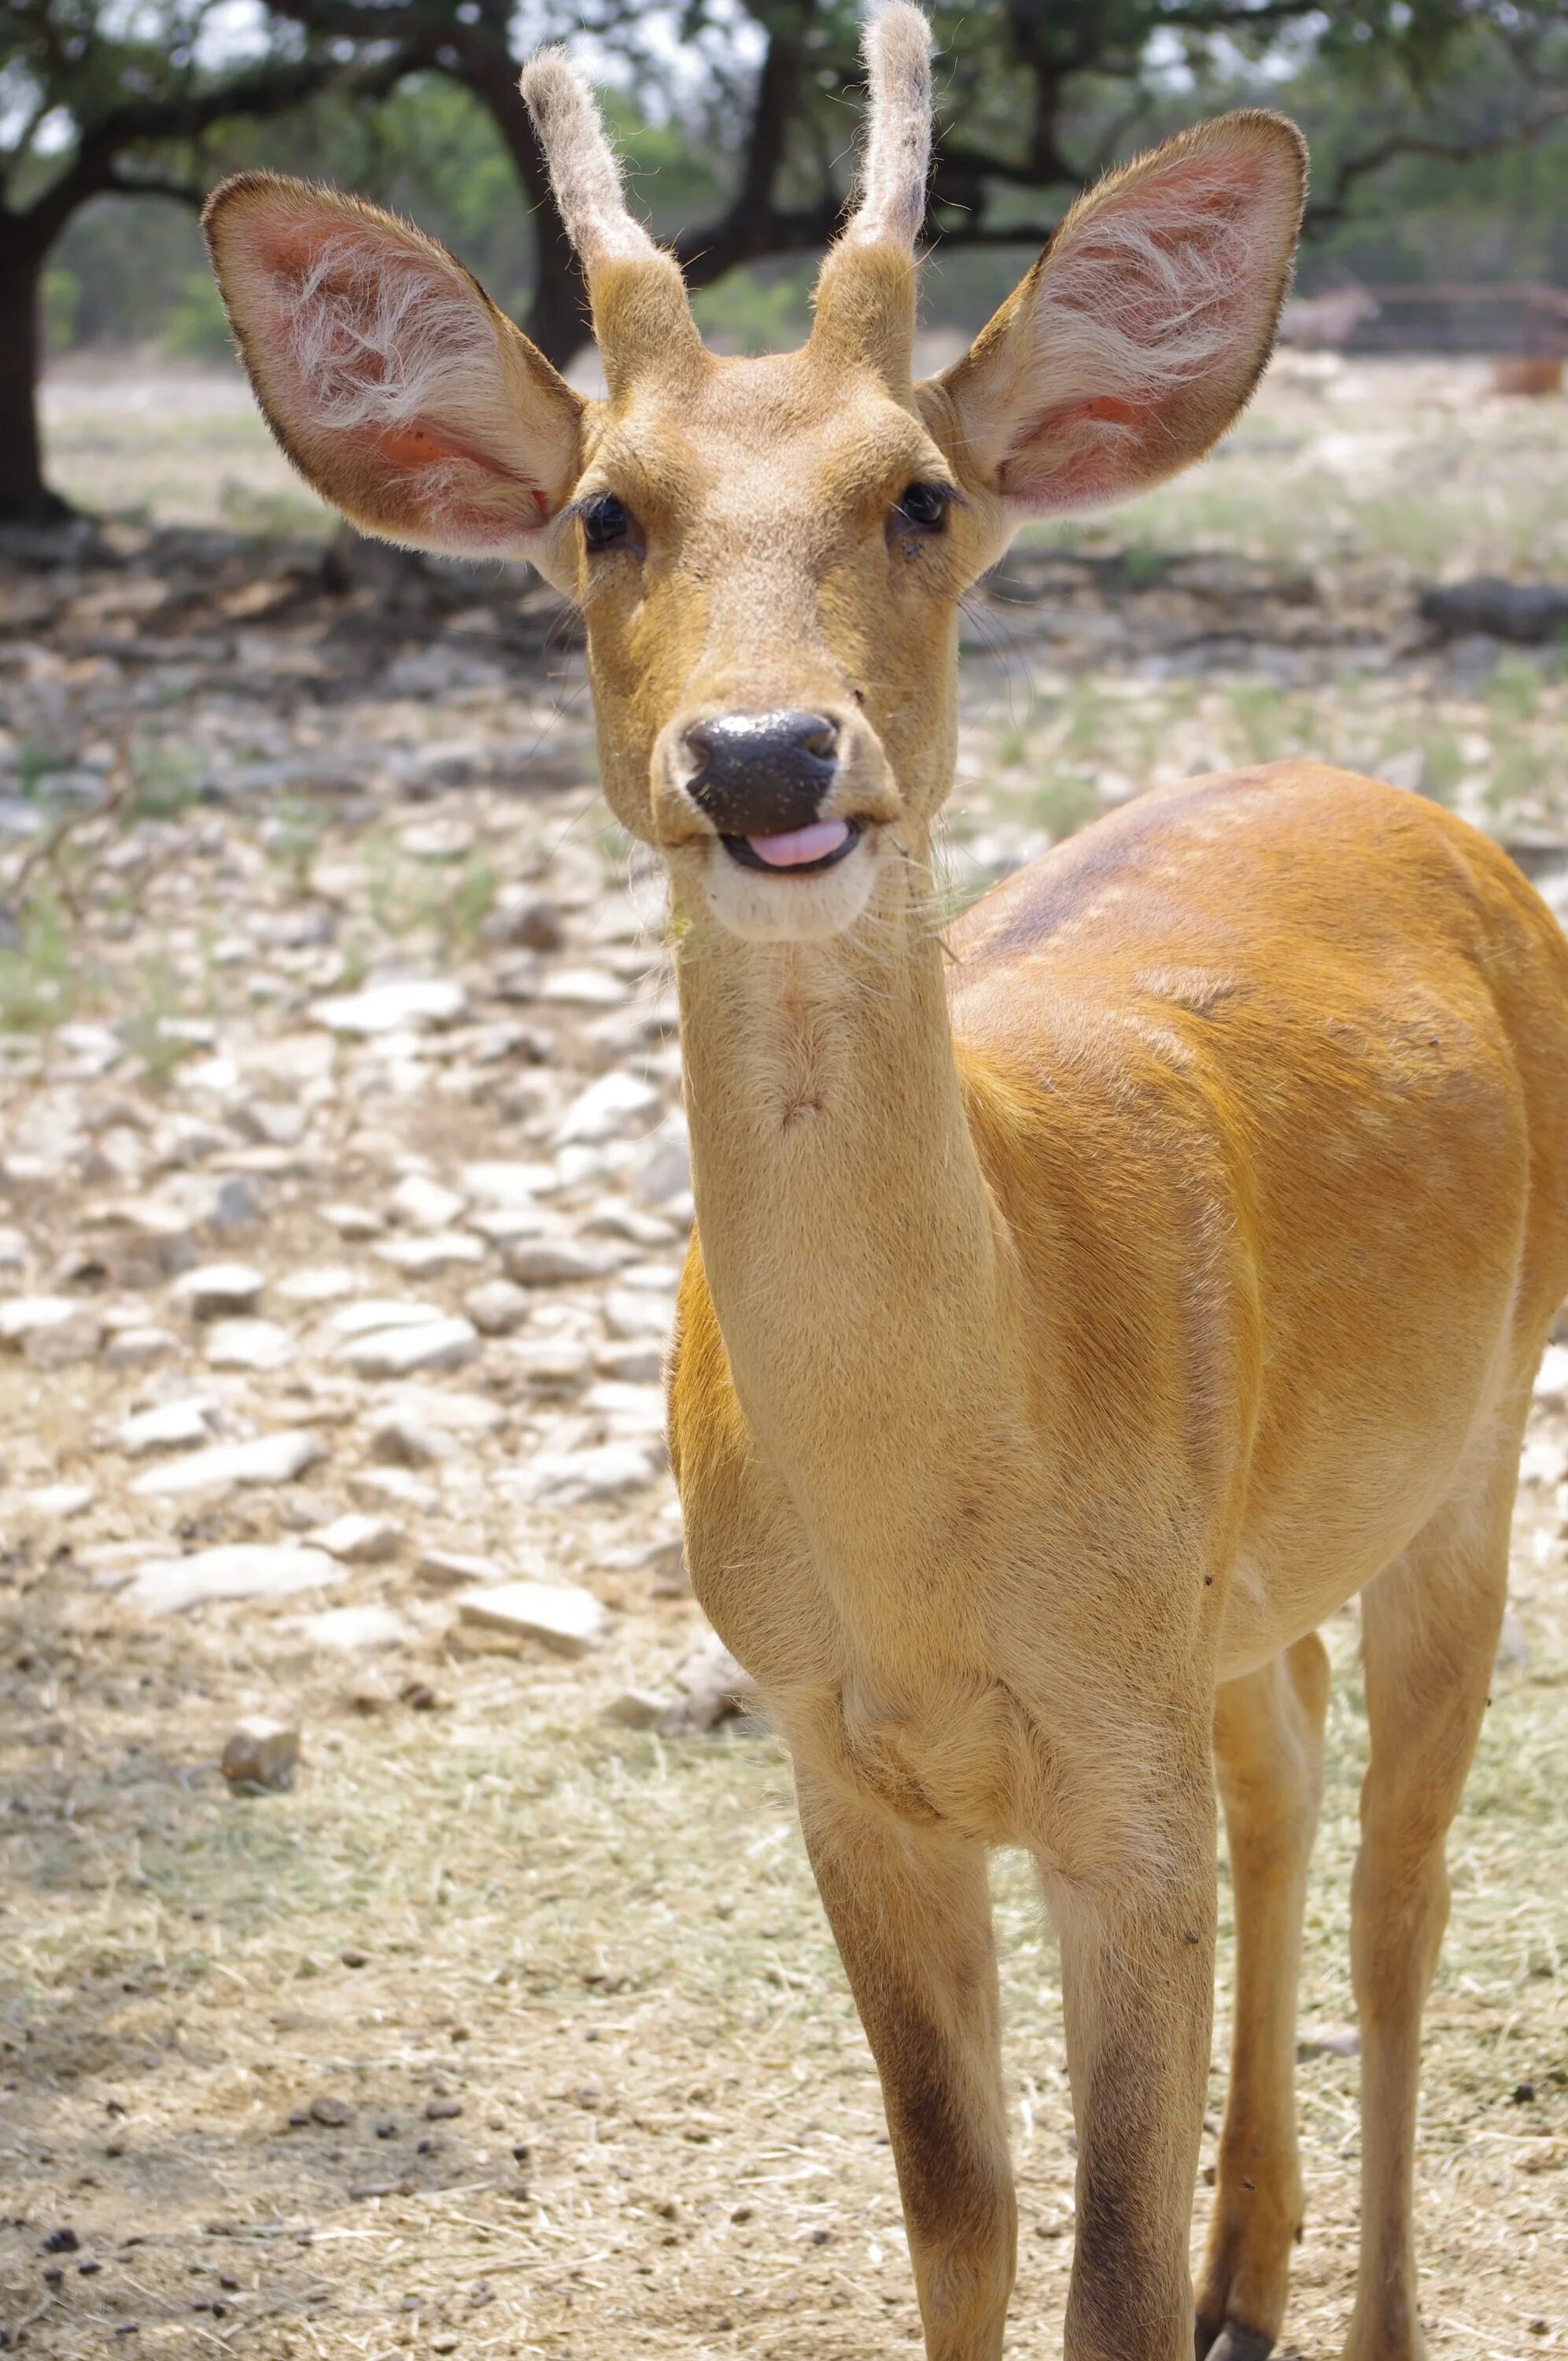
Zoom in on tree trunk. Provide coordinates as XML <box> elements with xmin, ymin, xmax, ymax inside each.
<box><xmin>0</xmin><ymin>231</ymin><xmax>75</xmax><ymax>526</ymax></box>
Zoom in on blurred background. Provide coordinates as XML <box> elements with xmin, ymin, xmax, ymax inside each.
<box><xmin>2</xmin><ymin>6</ymin><xmax>1567</xmax><ymax>2358</ymax></box>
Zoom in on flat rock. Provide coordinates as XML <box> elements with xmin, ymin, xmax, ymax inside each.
<box><xmin>129</xmin><ymin>1428</ymin><xmax>327</xmax><ymax>1500</ymax></box>
<box><xmin>463</xmin><ymin>1278</ymin><xmax>531</xmax><ymax>1335</ymax></box>
<box><xmin>556</xmin><ymin>1070</ymin><xmax>661</xmax><ymax>1146</ymax></box>
<box><xmin>117</xmin><ymin>1398</ymin><xmax>216</xmax><ymax>1456</ymax></box>
<box><xmin>605</xmin><ymin>1688</ymin><xmax>670</xmax><ymax>1730</ymax></box>
<box><xmin>349</xmin><ymin>1467</ymin><xmax>441</xmax><ymax>1516</ymax></box>
<box><xmin>308</xmin><ymin>1512</ymin><xmax>403</xmax><ymax>1564</ymax></box>
<box><xmin>102</xmin><ymin>1325</ymin><xmax>179</xmax><ymax>1370</ymax></box>
<box><xmin>221</xmin><ymin>1715</ymin><xmax>301</xmax><ymax>1789</ymax></box>
<box><xmin>205</xmin><ymin>1317</ymin><xmax>296</xmax><ymax>1372</ymax></box>
<box><xmin>456</xmin><ymin>1579</ymin><xmax>604</xmax><ymax>1656</ymax></box>
<box><xmin>1533</xmin><ymin>1342</ymin><xmax>1568</xmax><ymax>1406</ymax></box>
<box><xmin>374</xmin><ymin>1232</ymin><xmax>486</xmax><ymax>1275</ymax></box>
<box><xmin>603</xmin><ymin>1288</ymin><xmax>674</xmax><ymax>1341</ymax></box>
<box><xmin>131</xmin><ymin>1545</ymin><xmax>341</xmax><ymax>1613</ymax></box>
<box><xmin>171</xmin><ymin>1261</ymin><xmax>265</xmax><ymax>1319</ymax></box>
<box><xmin>390</xmin><ymin>1173</ymin><xmax>467</xmax><ymax>1230</ymax></box>
<box><xmin>312</xmin><ymin>979</ymin><xmax>467</xmax><ymax>1036</ymax></box>
<box><xmin>481</xmin><ymin>888</ymin><xmax>564</xmax><ymax>951</ymax></box>
<box><xmin>524</xmin><ymin>1442</ymin><xmax>658</xmax><ymax>1506</ymax></box>
<box><xmin>324</xmin><ymin>1298</ymin><xmax>445</xmax><ymax>1339</ymax></box>
<box><xmin>320</xmin><ymin>1203</ymin><xmax>385</xmax><ymax>1240</ymax></box>
<box><xmin>368</xmin><ymin>1410</ymin><xmax>457</xmax><ymax>1468</ymax></box>
<box><xmin>460</xmin><ymin>1161</ymin><xmax>555</xmax><ymax>1206</ymax></box>
<box><xmin>276</xmin><ymin>1265</ymin><xmax>359</xmax><ymax>1302</ymax></box>
<box><xmin>24</xmin><ymin>1481</ymin><xmax>95</xmax><ymax>1520</ymax></box>
<box><xmin>504</xmin><ymin>1237</ymin><xmax>617</xmax><ymax>1286</ymax></box>
<box><xmin>417</xmin><ymin>1546</ymin><xmax>507</xmax><ymax>1591</ymax></box>
<box><xmin>538</xmin><ymin>966</ymin><xmax>624</xmax><ymax>1009</ymax></box>
<box><xmin>338</xmin><ymin>1316</ymin><xmax>479</xmax><ymax>1378</ymax></box>
<box><xmin>295</xmin><ymin>1604</ymin><xmax>408</xmax><ymax>1652</ymax></box>
<box><xmin>0</xmin><ymin>1296</ymin><xmax>102</xmax><ymax>1367</ymax></box>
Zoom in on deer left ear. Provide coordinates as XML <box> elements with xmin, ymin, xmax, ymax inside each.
<box><xmin>929</xmin><ymin>112</ymin><xmax>1305</xmax><ymax>519</ymax></box>
<box><xmin>203</xmin><ymin>173</ymin><xmax>584</xmax><ymax>558</ymax></box>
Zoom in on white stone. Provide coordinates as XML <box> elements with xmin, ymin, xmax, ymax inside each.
<box><xmin>295</xmin><ymin>1604</ymin><xmax>408</xmax><ymax>1652</ymax></box>
<box><xmin>131</xmin><ymin>1545</ymin><xmax>340</xmax><ymax>1612</ymax></box>
<box><xmin>276</xmin><ymin>1265</ymin><xmax>359</xmax><ymax>1303</ymax></box>
<box><xmin>323</xmin><ymin>1297</ymin><xmax>445</xmax><ymax>1339</ymax></box>
<box><xmin>1533</xmin><ymin>1343</ymin><xmax>1568</xmax><ymax>1406</ymax></box>
<box><xmin>512</xmin><ymin>1441</ymin><xmax>657</xmax><ymax>1506</ymax></box>
<box><xmin>634</xmin><ymin>1112</ymin><xmax>691</xmax><ymax>1206</ymax></box>
<box><xmin>603</xmin><ymin>1288</ymin><xmax>674</xmax><ymax>1341</ymax></box>
<box><xmin>349</xmin><ymin>1466</ymin><xmax>441</xmax><ymax>1515</ymax></box>
<box><xmin>308</xmin><ymin>1512</ymin><xmax>403</xmax><ymax>1564</ymax></box>
<box><xmin>504</xmin><ymin>1237</ymin><xmax>617</xmax><ymax>1286</ymax></box>
<box><xmin>374</xmin><ymin>1232</ymin><xmax>486</xmax><ymax>1275</ymax></box>
<box><xmin>103</xmin><ymin>1325</ymin><xmax>179</xmax><ymax>1370</ymax></box>
<box><xmin>1519</xmin><ymin>1434</ymin><xmax>1568</xmax><ymax>1489</ymax></box>
<box><xmin>312</xmin><ymin>979</ymin><xmax>467</xmax><ymax>1036</ymax></box>
<box><xmin>0</xmin><ymin>1295</ymin><xmax>100</xmax><ymax>1352</ymax></box>
<box><xmin>460</xmin><ymin>1161</ymin><xmax>555</xmax><ymax>1206</ymax></box>
<box><xmin>390</xmin><ymin>1173</ymin><xmax>467</xmax><ymax>1230</ymax></box>
<box><xmin>221</xmin><ymin>1715</ymin><xmax>301</xmax><ymax>1787</ymax></box>
<box><xmin>0</xmin><ymin>1226</ymin><xmax>31</xmax><ymax>1268</ymax></box>
<box><xmin>337</xmin><ymin>1316</ymin><xmax>479</xmax><ymax>1378</ymax></box>
<box><xmin>171</xmin><ymin>1262</ymin><xmax>265</xmax><ymax>1319</ymax></box>
<box><xmin>205</xmin><ymin>1317</ymin><xmax>296</xmax><ymax>1372</ymax></box>
<box><xmin>118</xmin><ymin>1398</ymin><xmax>216</xmax><ymax>1456</ymax></box>
<box><xmin>556</xmin><ymin>1070</ymin><xmax>661</xmax><ymax>1147</ymax></box>
<box><xmin>456</xmin><ymin>1579</ymin><xmax>604</xmax><ymax>1656</ymax></box>
<box><xmin>129</xmin><ymin>1428</ymin><xmax>327</xmax><ymax>1499</ymax></box>
<box><xmin>463</xmin><ymin>1278</ymin><xmax>531</xmax><ymax>1336</ymax></box>
<box><xmin>384</xmin><ymin>1385</ymin><xmax>504</xmax><ymax>1436</ymax></box>
<box><xmin>320</xmin><ymin>1203</ymin><xmax>385</xmax><ymax>1240</ymax></box>
<box><xmin>584</xmin><ymin>1380</ymin><xmax>667</xmax><ymax>1435</ymax></box>
<box><xmin>24</xmin><ymin>1482</ymin><xmax>95</xmax><ymax>1519</ymax></box>
<box><xmin>368</xmin><ymin>1410</ymin><xmax>456</xmax><ymax>1468</ymax></box>
<box><xmin>538</xmin><ymin>966</ymin><xmax>625</xmax><ymax>1009</ymax></box>
<box><xmin>417</xmin><ymin>1546</ymin><xmax>505</xmax><ymax>1591</ymax></box>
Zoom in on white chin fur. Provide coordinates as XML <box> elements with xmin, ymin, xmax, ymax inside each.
<box><xmin>703</xmin><ymin>837</ymin><xmax>877</xmax><ymax>943</ymax></box>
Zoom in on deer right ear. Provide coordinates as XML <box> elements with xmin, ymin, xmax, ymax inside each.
<box><xmin>203</xmin><ymin>174</ymin><xmax>584</xmax><ymax>558</ymax></box>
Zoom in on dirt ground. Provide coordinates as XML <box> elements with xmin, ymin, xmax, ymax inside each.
<box><xmin>1</xmin><ymin>351</ymin><xmax>1566</xmax><ymax>2359</ymax></box>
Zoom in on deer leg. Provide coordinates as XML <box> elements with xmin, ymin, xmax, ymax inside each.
<box><xmin>799</xmin><ymin>1779</ymin><xmax>1015</xmax><ymax>2361</ymax></box>
<box><xmin>1197</xmin><ymin>1634</ymin><xmax>1330</xmax><ymax>2361</ymax></box>
<box><xmin>1342</xmin><ymin>1447</ymin><xmax>1516</xmax><ymax>2361</ymax></box>
<box><xmin>1050</xmin><ymin>1755</ymin><xmax>1218</xmax><ymax>2361</ymax></box>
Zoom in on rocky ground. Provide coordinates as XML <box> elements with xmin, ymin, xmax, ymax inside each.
<box><xmin>0</xmin><ymin>353</ymin><xmax>1566</xmax><ymax>2358</ymax></box>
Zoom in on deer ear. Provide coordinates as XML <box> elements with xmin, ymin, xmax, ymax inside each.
<box><xmin>932</xmin><ymin>113</ymin><xmax>1304</xmax><ymax>519</ymax></box>
<box><xmin>203</xmin><ymin>174</ymin><xmax>584</xmax><ymax>557</ymax></box>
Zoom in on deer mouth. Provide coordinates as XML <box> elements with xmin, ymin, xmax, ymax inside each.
<box><xmin>721</xmin><ymin>818</ymin><xmax>862</xmax><ymax>874</ymax></box>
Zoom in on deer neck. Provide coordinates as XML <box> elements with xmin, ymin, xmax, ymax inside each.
<box><xmin>673</xmin><ymin>844</ymin><xmax>1013</xmax><ymax>1543</ymax></box>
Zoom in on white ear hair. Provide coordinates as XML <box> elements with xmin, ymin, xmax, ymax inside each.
<box><xmin>843</xmin><ymin>2</ymin><xmax>933</xmax><ymax>252</ymax></box>
<box><xmin>519</xmin><ymin>48</ymin><xmax>661</xmax><ymax>271</ymax></box>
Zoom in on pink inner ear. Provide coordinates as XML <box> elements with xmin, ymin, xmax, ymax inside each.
<box><xmin>998</xmin><ymin>395</ymin><xmax>1161</xmax><ymax>509</ymax></box>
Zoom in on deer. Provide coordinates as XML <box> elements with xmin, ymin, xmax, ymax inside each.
<box><xmin>202</xmin><ymin>10</ymin><xmax>1568</xmax><ymax>2357</ymax></box>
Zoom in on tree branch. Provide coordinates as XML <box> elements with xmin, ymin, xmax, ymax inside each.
<box><xmin>1307</xmin><ymin>92</ymin><xmax>1568</xmax><ymax>231</ymax></box>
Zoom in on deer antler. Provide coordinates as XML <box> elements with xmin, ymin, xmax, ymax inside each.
<box><xmin>519</xmin><ymin>44</ymin><xmax>699</xmax><ymax>390</ymax></box>
<box><xmin>843</xmin><ymin>3</ymin><xmax>934</xmax><ymax>253</ymax></box>
<box><xmin>518</xmin><ymin>48</ymin><xmax>661</xmax><ymax>272</ymax></box>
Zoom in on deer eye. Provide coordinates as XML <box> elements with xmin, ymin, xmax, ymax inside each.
<box><xmin>581</xmin><ymin>493</ymin><xmax>633</xmax><ymax>552</ymax></box>
<box><xmin>892</xmin><ymin>481</ymin><xmax>951</xmax><ymax>534</ymax></box>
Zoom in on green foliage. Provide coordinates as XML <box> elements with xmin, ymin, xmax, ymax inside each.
<box><xmin>160</xmin><ymin>268</ymin><xmax>232</xmax><ymax>360</ymax></box>
<box><xmin>692</xmin><ymin>262</ymin><xmax>815</xmax><ymax>355</ymax></box>
<box><xmin>41</xmin><ymin>268</ymin><xmax>80</xmax><ymax>353</ymax></box>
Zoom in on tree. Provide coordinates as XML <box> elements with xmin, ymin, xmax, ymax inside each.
<box><xmin>0</xmin><ymin>0</ymin><xmax>425</xmax><ymax>523</ymax></box>
<box><xmin>271</xmin><ymin>0</ymin><xmax>1568</xmax><ymax>360</ymax></box>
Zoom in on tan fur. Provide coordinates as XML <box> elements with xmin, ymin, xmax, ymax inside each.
<box><xmin>210</xmin><ymin>28</ymin><xmax>1568</xmax><ymax>2358</ymax></box>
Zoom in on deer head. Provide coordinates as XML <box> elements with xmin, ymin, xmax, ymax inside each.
<box><xmin>204</xmin><ymin>6</ymin><xmax>1304</xmax><ymax>946</ymax></box>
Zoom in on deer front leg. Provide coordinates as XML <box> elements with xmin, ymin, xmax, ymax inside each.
<box><xmin>799</xmin><ymin>1775</ymin><xmax>1016</xmax><ymax>2361</ymax></box>
<box><xmin>1050</xmin><ymin>1768</ymin><xmax>1218</xmax><ymax>2361</ymax></box>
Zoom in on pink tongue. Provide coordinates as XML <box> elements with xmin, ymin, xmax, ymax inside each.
<box><xmin>744</xmin><ymin>818</ymin><xmax>851</xmax><ymax>868</ymax></box>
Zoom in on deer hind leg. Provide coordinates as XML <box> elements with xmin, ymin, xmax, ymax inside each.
<box><xmin>798</xmin><ymin>1778</ymin><xmax>1015</xmax><ymax>2361</ymax></box>
<box><xmin>1196</xmin><ymin>1634</ymin><xmax>1330</xmax><ymax>2361</ymax></box>
<box><xmin>1343</xmin><ymin>1435</ymin><xmax>1518</xmax><ymax>2361</ymax></box>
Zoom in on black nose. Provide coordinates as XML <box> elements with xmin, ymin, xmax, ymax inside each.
<box><xmin>684</xmin><ymin>710</ymin><xmax>839</xmax><ymax>837</ymax></box>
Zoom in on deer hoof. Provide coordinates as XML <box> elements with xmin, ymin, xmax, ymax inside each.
<box><xmin>1197</xmin><ymin>2327</ymin><xmax>1275</xmax><ymax>2361</ymax></box>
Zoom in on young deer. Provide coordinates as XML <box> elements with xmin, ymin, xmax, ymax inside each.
<box><xmin>204</xmin><ymin>12</ymin><xmax>1568</xmax><ymax>2356</ymax></box>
